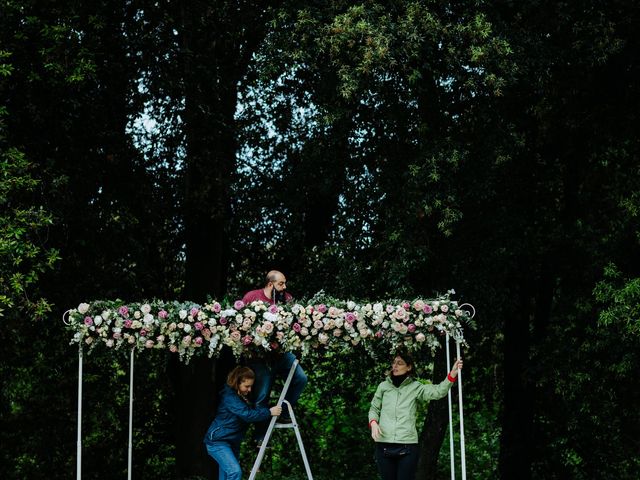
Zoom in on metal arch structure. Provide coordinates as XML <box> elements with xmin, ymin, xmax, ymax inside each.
<box><xmin>65</xmin><ymin>304</ymin><xmax>475</xmax><ymax>480</ymax></box>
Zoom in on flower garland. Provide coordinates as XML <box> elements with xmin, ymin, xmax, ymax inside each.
<box><xmin>65</xmin><ymin>293</ymin><xmax>471</xmax><ymax>363</ymax></box>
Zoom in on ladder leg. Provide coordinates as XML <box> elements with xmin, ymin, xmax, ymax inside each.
<box><xmin>249</xmin><ymin>359</ymin><xmax>301</xmax><ymax>480</ymax></box>
<box><xmin>283</xmin><ymin>400</ymin><xmax>314</xmax><ymax>480</ymax></box>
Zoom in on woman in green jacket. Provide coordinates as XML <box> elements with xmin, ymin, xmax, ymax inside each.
<box><xmin>368</xmin><ymin>352</ymin><xmax>463</xmax><ymax>480</ymax></box>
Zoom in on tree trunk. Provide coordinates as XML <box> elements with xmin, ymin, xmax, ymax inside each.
<box><xmin>173</xmin><ymin>2</ymin><xmax>278</xmax><ymax>476</ymax></box>
<box><xmin>499</xmin><ymin>280</ymin><xmax>534</xmax><ymax>479</ymax></box>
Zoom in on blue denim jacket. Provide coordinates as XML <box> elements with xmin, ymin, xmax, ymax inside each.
<box><xmin>204</xmin><ymin>385</ymin><xmax>271</xmax><ymax>446</ymax></box>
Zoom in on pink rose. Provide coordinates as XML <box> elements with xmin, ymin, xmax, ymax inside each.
<box><xmin>313</xmin><ymin>320</ymin><xmax>324</xmax><ymax>330</ymax></box>
<box><xmin>194</xmin><ymin>322</ymin><xmax>204</xmax><ymax>331</ymax></box>
<box><xmin>423</xmin><ymin>305</ymin><xmax>433</xmax><ymax>314</ymax></box>
<box><xmin>182</xmin><ymin>335</ymin><xmax>192</xmax><ymax>345</ymax></box>
<box><xmin>242</xmin><ymin>335</ymin><xmax>253</xmax><ymax>345</ymax></box>
<box><xmin>375</xmin><ymin>331</ymin><xmax>383</xmax><ymax>338</ymax></box>
<box><xmin>203</xmin><ymin>328</ymin><xmax>211</xmax><ymax>339</ymax></box>
<box><xmin>293</xmin><ymin>323</ymin><xmax>302</xmax><ymax>332</ymax></box>
<box><xmin>345</xmin><ymin>312</ymin><xmax>356</xmax><ymax>324</ymax></box>
<box><xmin>169</xmin><ymin>345</ymin><xmax>178</xmax><ymax>353</ymax></box>
<box><xmin>412</xmin><ymin>300</ymin><xmax>425</xmax><ymax>311</ymax></box>
<box><xmin>118</xmin><ymin>306</ymin><xmax>129</xmax><ymax>317</ymax></box>
<box><xmin>220</xmin><ymin>317</ymin><xmax>228</xmax><ymax>325</ymax></box>
<box><xmin>140</xmin><ymin>329</ymin><xmax>147</xmax><ymax>337</ymax></box>
<box><xmin>270</xmin><ymin>341</ymin><xmax>279</xmax><ymax>350</ymax></box>
<box><xmin>440</xmin><ymin>304</ymin><xmax>449</xmax><ymax>313</ymax></box>
<box><xmin>112</xmin><ymin>332</ymin><xmax>122</xmax><ymax>339</ymax></box>
<box><xmin>158</xmin><ymin>310</ymin><xmax>168</xmax><ymax>319</ymax></box>
<box><xmin>402</xmin><ymin>302</ymin><xmax>410</xmax><ymax>310</ymax></box>
<box><xmin>84</xmin><ymin>316</ymin><xmax>93</xmax><ymax>326</ymax></box>
<box><xmin>124</xmin><ymin>319</ymin><xmax>133</xmax><ymax>328</ymax></box>
<box><xmin>408</xmin><ymin>324</ymin><xmax>416</xmax><ymax>333</ymax></box>
<box><xmin>234</xmin><ymin>300</ymin><xmax>245</xmax><ymax>310</ymax></box>
<box><xmin>213</xmin><ymin>302</ymin><xmax>221</xmax><ymax>313</ymax></box>
<box><xmin>317</xmin><ymin>304</ymin><xmax>327</xmax><ymax>314</ymax></box>
<box><xmin>231</xmin><ymin>331</ymin><xmax>241</xmax><ymax>342</ymax></box>
<box><xmin>268</xmin><ymin>304</ymin><xmax>278</xmax><ymax>314</ymax></box>
<box><xmin>194</xmin><ymin>337</ymin><xmax>203</xmax><ymax>346</ymax></box>
<box><xmin>190</xmin><ymin>307</ymin><xmax>199</xmax><ymax>317</ymax></box>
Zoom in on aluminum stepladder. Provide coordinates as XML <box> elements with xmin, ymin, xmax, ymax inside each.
<box><xmin>248</xmin><ymin>359</ymin><xmax>313</xmax><ymax>480</ymax></box>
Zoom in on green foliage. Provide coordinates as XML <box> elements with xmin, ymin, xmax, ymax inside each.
<box><xmin>0</xmin><ymin>50</ymin><xmax>59</xmax><ymax>318</ymax></box>
<box><xmin>595</xmin><ymin>264</ymin><xmax>640</xmax><ymax>335</ymax></box>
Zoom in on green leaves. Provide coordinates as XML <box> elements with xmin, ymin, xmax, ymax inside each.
<box><xmin>594</xmin><ymin>264</ymin><xmax>640</xmax><ymax>335</ymax></box>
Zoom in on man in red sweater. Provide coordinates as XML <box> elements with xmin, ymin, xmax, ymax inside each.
<box><xmin>241</xmin><ymin>270</ymin><xmax>307</xmax><ymax>445</ymax></box>
<box><xmin>241</xmin><ymin>270</ymin><xmax>293</xmax><ymax>306</ymax></box>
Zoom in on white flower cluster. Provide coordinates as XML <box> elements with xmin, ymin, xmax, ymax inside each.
<box><xmin>67</xmin><ymin>294</ymin><xmax>469</xmax><ymax>363</ymax></box>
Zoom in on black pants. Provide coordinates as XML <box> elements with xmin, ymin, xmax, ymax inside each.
<box><xmin>375</xmin><ymin>443</ymin><xmax>420</xmax><ymax>480</ymax></box>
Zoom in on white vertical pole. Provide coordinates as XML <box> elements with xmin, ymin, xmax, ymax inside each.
<box><xmin>446</xmin><ymin>333</ymin><xmax>456</xmax><ymax>480</ymax></box>
<box><xmin>76</xmin><ymin>345</ymin><xmax>83</xmax><ymax>480</ymax></box>
<box><xmin>455</xmin><ymin>340</ymin><xmax>467</xmax><ymax>480</ymax></box>
<box><xmin>128</xmin><ymin>348</ymin><xmax>134</xmax><ymax>480</ymax></box>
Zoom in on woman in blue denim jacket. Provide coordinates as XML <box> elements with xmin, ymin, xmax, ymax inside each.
<box><xmin>204</xmin><ymin>366</ymin><xmax>282</xmax><ymax>479</ymax></box>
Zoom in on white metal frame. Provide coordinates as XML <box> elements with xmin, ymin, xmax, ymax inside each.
<box><xmin>65</xmin><ymin>303</ymin><xmax>474</xmax><ymax>480</ymax></box>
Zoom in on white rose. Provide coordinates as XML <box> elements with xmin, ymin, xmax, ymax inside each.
<box><xmin>347</xmin><ymin>300</ymin><xmax>356</xmax><ymax>310</ymax></box>
<box><xmin>141</xmin><ymin>304</ymin><xmax>151</xmax><ymax>314</ymax></box>
<box><xmin>77</xmin><ymin>303</ymin><xmax>90</xmax><ymax>314</ymax></box>
<box><xmin>179</xmin><ymin>310</ymin><xmax>188</xmax><ymax>320</ymax></box>
<box><xmin>94</xmin><ymin>315</ymin><xmax>103</xmax><ymax>326</ymax></box>
<box><xmin>101</xmin><ymin>310</ymin><xmax>111</xmax><ymax>320</ymax></box>
<box><xmin>134</xmin><ymin>311</ymin><xmax>141</xmax><ymax>319</ymax></box>
<box><xmin>373</xmin><ymin>303</ymin><xmax>383</xmax><ymax>313</ymax></box>
<box><xmin>263</xmin><ymin>312</ymin><xmax>278</xmax><ymax>323</ymax></box>
<box><xmin>143</xmin><ymin>314</ymin><xmax>154</xmax><ymax>324</ymax></box>
<box><xmin>183</xmin><ymin>324</ymin><xmax>192</xmax><ymax>333</ymax></box>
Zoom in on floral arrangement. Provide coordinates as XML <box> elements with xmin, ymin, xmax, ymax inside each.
<box><xmin>65</xmin><ymin>292</ymin><xmax>471</xmax><ymax>363</ymax></box>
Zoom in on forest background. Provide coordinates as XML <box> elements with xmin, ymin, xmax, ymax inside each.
<box><xmin>1</xmin><ymin>1</ymin><xmax>639</xmax><ymax>479</ymax></box>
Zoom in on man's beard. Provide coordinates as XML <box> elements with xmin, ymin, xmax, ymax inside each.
<box><xmin>274</xmin><ymin>290</ymin><xmax>287</xmax><ymax>304</ymax></box>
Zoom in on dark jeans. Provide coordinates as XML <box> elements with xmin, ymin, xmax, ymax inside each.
<box><xmin>249</xmin><ymin>352</ymin><xmax>307</xmax><ymax>440</ymax></box>
<box><xmin>374</xmin><ymin>443</ymin><xmax>420</xmax><ymax>480</ymax></box>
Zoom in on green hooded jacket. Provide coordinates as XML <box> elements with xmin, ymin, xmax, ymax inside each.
<box><xmin>368</xmin><ymin>376</ymin><xmax>454</xmax><ymax>444</ymax></box>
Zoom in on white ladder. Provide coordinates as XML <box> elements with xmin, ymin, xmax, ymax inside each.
<box><xmin>248</xmin><ymin>359</ymin><xmax>314</xmax><ymax>480</ymax></box>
